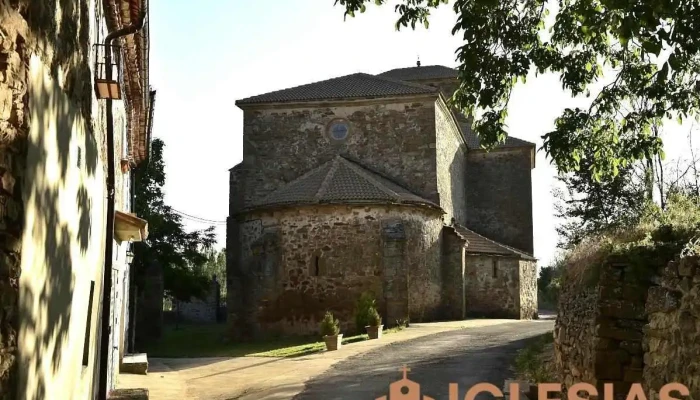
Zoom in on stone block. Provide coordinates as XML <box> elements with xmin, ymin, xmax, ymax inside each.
<box><xmin>678</xmin><ymin>257</ymin><xmax>699</xmax><ymax>277</ymax></box>
<box><xmin>646</xmin><ymin>287</ymin><xmax>681</xmax><ymax>314</ymax></box>
<box><xmin>597</xmin><ymin>324</ymin><xmax>642</xmax><ymax>341</ymax></box>
<box><xmin>619</xmin><ymin>341</ymin><xmax>643</xmax><ymax>355</ymax></box>
<box><xmin>108</xmin><ymin>389</ymin><xmax>149</xmax><ymax>400</ymax></box>
<box><xmin>121</xmin><ymin>353</ymin><xmax>148</xmax><ymax>375</ymax></box>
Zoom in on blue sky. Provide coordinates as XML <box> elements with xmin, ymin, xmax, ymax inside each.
<box><xmin>148</xmin><ymin>0</ymin><xmax>695</xmax><ymax>269</ymax></box>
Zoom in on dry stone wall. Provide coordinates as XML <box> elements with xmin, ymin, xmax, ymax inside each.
<box><xmin>644</xmin><ymin>257</ymin><xmax>700</xmax><ymax>400</ymax></box>
<box><xmin>519</xmin><ymin>260</ymin><xmax>538</xmax><ymax>319</ymax></box>
<box><xmin>556</xmin><ymin>257</ymin><xmax>699</xmax><ymax>400</ymax></box>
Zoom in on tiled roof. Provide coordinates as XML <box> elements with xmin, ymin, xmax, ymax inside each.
<box><xmin>453</xmin><ymin>225</ymin><xmax>535</xmax><ymax>260</ymax></box>
<box><xmin>248</xmin><ymin>156</ymin><xmax>439</xmax><ymax>210</ymax></box>
<box><xmin>236</xmin><ymin>73</ymin><xmax>438</xmax><ymax>105</ymax></box>
<box><xmin>460</xmin><ymin>122</ymin><xmax>535</xmax><ymax>150</ymax></box>
<box><xmin>377</xmin><ymin>65</ymin><xmax>458</xmax><ymax>81</ymax></box>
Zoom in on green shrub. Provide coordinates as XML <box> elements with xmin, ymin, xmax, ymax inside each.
<box><xmin>354</xmin><ymin>292</ymin><xmax>377</xmax><ymax>332</ymax></box>
<box><xmin>367</xmin><ymin>307</ymin><xmax>382</xmax><ymax>326</ymax></box>
<box><xmin>320</xmin><ymin>311</ymin><xmax>340</xmax><ymax>337</ymax></box>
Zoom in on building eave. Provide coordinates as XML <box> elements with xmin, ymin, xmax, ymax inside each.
<box><xmin>104</xmin><ymin>0</ymin><xmax>150</xmax><ymax>165</ymax></box>
<box><xmin>234</xmin><ymin>93</ymin><xmax>440</xmax><ymax>111</ymax></box>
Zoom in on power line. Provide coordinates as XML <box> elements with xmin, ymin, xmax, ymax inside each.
<box><xmin>172</xmin><ymin>208</ymin><xmax>227</xmax><ymax>225</ymax></box>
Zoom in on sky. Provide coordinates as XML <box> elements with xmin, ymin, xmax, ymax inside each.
<box><xmin>148</xmin><ymin>0</ymin><xmax>696</xmax><ymax>269</ymax></box>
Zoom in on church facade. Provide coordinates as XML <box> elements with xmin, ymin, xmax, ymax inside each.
<box><xmin>227</xmin><ymin>65</ymin><xmax>538</xmax><ymax>338</ymax></box>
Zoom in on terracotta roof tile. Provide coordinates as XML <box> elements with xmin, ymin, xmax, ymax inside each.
<box><xmin>248</xmin><ymin>156</ymin><xmax>439</xmax><ymax>210</ymax></box>
<box><xmin>453</xmin><ymin>225</ymin><xmax>535</xmax><ymax>260</ymax></box>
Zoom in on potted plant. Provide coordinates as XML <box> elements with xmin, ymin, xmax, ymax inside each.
<box><xmin>320</xmin><ymin>311</ymin><xmax>342</xmax><ymax>351</ymax></box>
<box><xmin>365</xmin><ymin>307</ymin><xmax>383</xmax><ymax>339</ymax></box>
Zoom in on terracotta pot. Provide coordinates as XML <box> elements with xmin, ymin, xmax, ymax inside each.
<box><xmin>324</xmin><ymin>334</ymin><xmax>343</xmax><ymax>351</ymax></box>
<box><xmin>366</xmin><ymin>325</ymin><xmax>383</xmax><ymax>339</ymax></box>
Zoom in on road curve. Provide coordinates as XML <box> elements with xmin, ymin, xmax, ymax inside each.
<box><xmin>294</xmin><ymin>318</ymin><xmax>555</xmax><ymax>400</ymax></box>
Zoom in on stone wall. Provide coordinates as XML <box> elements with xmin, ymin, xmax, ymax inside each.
<box><xmin>435</xmin><ymin>100</ymin><xmax>467</xmax><ymax>226</ymax></box>
<box><xmin>0</xmin><ymin>15</ymin><xmax>29</xmax><ymax>399</ymax></box>
<box><xmin>228</xmin><ymin>204</ymin><xmax>444</xmax><ymax>338</ymax></box>
<box><xmin>236</xmin><ymin>97</ymin><xmax>440</xmax><ymax>209</ymax></box>
<box><xmin>554</xmin><ymin>258</ymin><xmax>700</xmax><ymax>399</ymax></box>
<box><xmin>175</xmin><ymin>278</ymin><xmax>220</xmax><ymax>324</ymax></box>
<box><xmin>441</xmin><ymin>227</ymin><xmax>466</xmax><ymax>320</ymax></box>
<box><xmin>519</xmin><ymin>260</ymin><xmax>538</xmax><ymax>319</ymax></box>
<box><xmin>464</xmin><ymin>255</ymin><xmax>522</xmax><ymax>318</ymax></box>
<box><xmin>465</xmin><ymin>149</ymin><xmax>534</xmax><ymax>255</ymax></box>
<box><xmin>644</xmin><ymin>257</ymin><xmax>700</xmax><ymax>400</ymax></box>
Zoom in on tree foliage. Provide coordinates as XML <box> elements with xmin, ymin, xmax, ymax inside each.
<box><xmin>133</xmin><ymin>138</ymin><xmax>216</xmax><ymax>302</ymax></box>
<box><xmin>335</xmin><ymin>0</ymin><xmax>700</xmax><ymax>180</ymax></box>
<box><xmin>553</xmin><ymin>157</ymin><xmax>647</xmax><ymax>248</ymax></box>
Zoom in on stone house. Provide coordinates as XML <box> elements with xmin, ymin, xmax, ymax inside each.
<box><xmin>0</xmin><ymin>1</ymin><xmax>153</xmax><ymax>399</ymax></box>
<box><xmin>227</xmin><ymin>64</ymin><xmax>537</xmax><ymax>338</ymax></box>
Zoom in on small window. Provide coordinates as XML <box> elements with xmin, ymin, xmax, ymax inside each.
<box><xmin>492</xmin><ymin>259</ymin><xmax>498</xmax><ymax>278</ymax></box>
<box><xmin>83</xmin><ymin>281</ymin><xmax>96</xmax><ymax>366</ymax></box>
<box><xmin>328</xmin><ymin>120</ymin><xmax>350</xmax><ymax>141</ymax></box>
<box><xmin>313</xmin><ymin>255</ymin><xmax>321</xmax><ymax>276</ymax></box>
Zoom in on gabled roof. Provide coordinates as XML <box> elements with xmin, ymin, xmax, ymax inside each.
<box><xmin>236</xmin><ymin>73</ymin><xmax>438</xmax><ymax>106</ymax></box>
<box><xmin>247</xmin><ymin>156</ymin><xmax>439</xmax><ymax>210</ymax></box>
<box><xmin>452</xmin><ymin>225</ymin><xmax>536</xmax><ymax>260</ymax></box>
<box><xmin>377</xmin><ymin>65</ymin><xmax>458</xmax><ymax>81</ymax></box>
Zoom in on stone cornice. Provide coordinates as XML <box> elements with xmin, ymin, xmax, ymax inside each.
<box><xmin>235</xmin><ymin>93</ymin><xmax>440</xmax><ymax>111</ymax></box>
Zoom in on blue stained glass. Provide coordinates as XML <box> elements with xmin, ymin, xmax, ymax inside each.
<box><xmin>330</xmin><ymin>122</ymin><xmax>349</xmax><ymax>140</ymax></box>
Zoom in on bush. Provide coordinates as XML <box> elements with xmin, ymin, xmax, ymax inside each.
<box><xmin>367</xmin><ymin>307</ymin><xmax>382</xmax><ymax>327</ymax></box>
<box><xmin>320</xmin><ymin>311</ymin><xmax>340</xmax><ymax>337</ymax></box>
<box><xmin>354</xmin><ymin>292</ymin><xmax>377</xmax><ymax>332</ymax></box>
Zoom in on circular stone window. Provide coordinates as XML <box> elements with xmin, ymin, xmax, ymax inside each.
<box><xmin>328</xmin><ymin>120</ymin><xmax>350</xmax><ymax>141</ymax></box>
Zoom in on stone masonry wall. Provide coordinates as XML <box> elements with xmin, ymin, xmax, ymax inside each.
<box><xmin>519</xmin><ymin>260</ymin><xmax>538</xmax><ymax>319</ymax></box>
<box><xmin>644</xmin><ymin>256</ymin><xmax>700</xmax><ymax>400</ymax></box>
<box><xmin>466</xmin><ymin>150</ymin><xmax>534</xmax><ymax>255</ymax></box>
<box><xmin>464</xmin><ymin>255</ymin><xmax>521</xmax><ymax>318</ymax></box>
<box><xmin>175</xmin><ymin>278</ymin><xmax>220</xmax><ymax>324</ymax></box>
<box><xmin>555</xmin><ymin>260</ymin><xmax>661</xmax><ymax>399</ymax></box>
<box><xmin>441</xmin><ymin>227</ymin><xmax>466</xmax><ymax>320</ymax></box>
<box><xmin>228</xmin><ymin>204</ymin><xmax>444</xmax><ymax>338</ymax></box>
<box><xmin>0</xmin><ymin>16</ymin><xmax>29</xmax><ymax>399</ymax></box>
<box><xmin>435</xmin><ymin>100</ymin><xmax>467</xmax><ymax>226</ymax></box>
<box><xmin>236</xmin><ymin>98</ymin><xmax>440</xmax><ymax>209</ymax></box>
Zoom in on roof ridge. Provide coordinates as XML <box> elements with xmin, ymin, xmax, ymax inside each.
<box><xmin>454</xmin><ymin>224</ymin><xmax>533</xmax><ymax>258</ymax></box>
<box><xmin>362</xmin><ymin>73</ymin><xmax>439</xmax><ymax>92</ymax></box>
<box><xmin>257</xmin><ymin>158</ymin><xmax>334</xmax><ymax>204</ymax></box>
<box><xmin>315</xmin><ymin>156</ymin><xmax>342</xmax><ymax>201</ymax></box>
<box><xmin>336</xmin><ymin>157</ymin><xmax>403</xmax><ymax>201</ymax></box>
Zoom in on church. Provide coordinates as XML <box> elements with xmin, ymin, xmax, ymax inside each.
<box><xmin>227</xmin><ymin>63</ymin><xmax>538</xmax><ymax>338</ymax></box>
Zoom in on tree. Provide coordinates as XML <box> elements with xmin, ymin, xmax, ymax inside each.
<box><xmin>553</xmin><ymin>155</ymin><xmax>647</xmax><ymax>248</ymax></box>
<box><xmin>201</xmin><ymin>247</ymin><xmax>227</xmax><ymax>298</ymax></box>
<box><xmin>132</xmin><ymin>138</ymin><xmax>216</xmax><ymax>303</ymax></box>
<box><xmin>335</xmin><ymin>0</ymin><xmax>700</xmax><ymax>180</ymax></box>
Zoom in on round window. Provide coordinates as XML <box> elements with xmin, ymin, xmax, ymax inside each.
<box><xmin>328</xmin><ymin>120</ymin><xmax>349</xmax><ymax>140</ymax></box>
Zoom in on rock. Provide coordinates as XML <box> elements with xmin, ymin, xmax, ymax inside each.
<box><xmin>108</xmin><ymin>389</ymin><xmax>149</xmax><ymax>400</ymax></box>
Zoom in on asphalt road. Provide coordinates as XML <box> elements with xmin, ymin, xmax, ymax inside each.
<box><xmin>294</xmin><ymin>316</ymin><xmax>555</xmax><ymax>400</ymax></box>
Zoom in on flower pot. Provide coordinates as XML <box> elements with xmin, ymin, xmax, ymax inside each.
<box><xmin>366</xmin><ymin>325</ymin><xmax>383</xmax><ymax>339</ymax></box>
<box><xmin>324</xmin><ymin>334</ymin><xmax>343</xmax><ymax>351</ymax></box>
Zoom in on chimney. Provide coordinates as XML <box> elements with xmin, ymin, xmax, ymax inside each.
<box><xmin>417</xmin><ymin>56</ymin><xmax>421</xmax><ymax>67</ymax></box>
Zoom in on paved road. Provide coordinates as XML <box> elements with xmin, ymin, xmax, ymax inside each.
<box><xmin>294</xmin><ymin>317</ymin><xmax>555</xmax><ymax>400</ymax></box>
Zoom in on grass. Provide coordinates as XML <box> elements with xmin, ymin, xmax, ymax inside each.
<box><xmin>513</xmin><ymin>332</ymin><xmax>556</xmax><ymax>383</ymax></box>
<box><xmin>144</xmin><ymin>323</ymin><xmax>406</xmax><ymax>358</ymax></box>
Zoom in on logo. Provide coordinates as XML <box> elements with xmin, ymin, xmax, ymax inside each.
<box><xmin>375</xmin><ymin>366</ymin><xmax>691</xmax><ymax>400</ymax></box>
<box><xmin>376</xmin><ymin>366</ymin><xmax>435</xmax><ymax>400</ymax></box>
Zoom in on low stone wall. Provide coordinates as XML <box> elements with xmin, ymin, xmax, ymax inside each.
<box><xmin>555</xmin><ymin>256</ymin><xmax>699</xmax><ymax>400</ymax></box>
<box><xmin>175</xmin><ymin>279</ymin><xmax>220</xmax><ymax>324</ymax></box>
<box><xmin>644</xmin><ymin>257</ymin><xmax>700</xmax><ymax>400</ymax></box>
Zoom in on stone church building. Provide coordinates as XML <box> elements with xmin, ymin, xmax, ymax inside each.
<box><xmin>227</xmin><ymin>64</ymin><xmax>538</xmax><ymax>338</ymax></box>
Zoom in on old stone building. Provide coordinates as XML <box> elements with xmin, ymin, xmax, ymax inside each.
<box><xmin>227</xmin><ymin>64</ymin><xmax>537</xmax><ymax>338</ymax></box>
